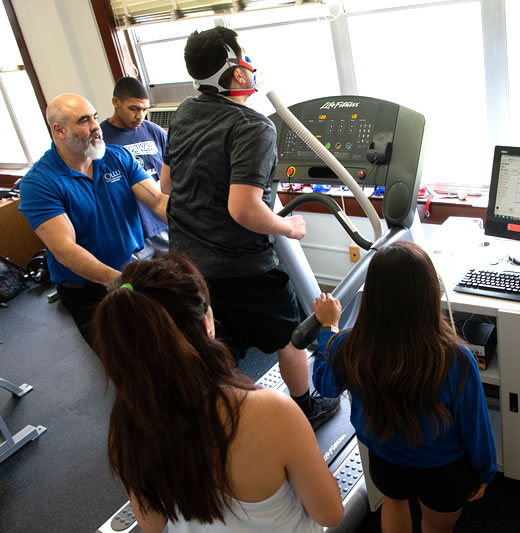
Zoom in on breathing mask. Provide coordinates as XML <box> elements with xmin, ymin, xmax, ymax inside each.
<box><xmin>192</xmin><ymin>44</ymin><xmax>257</xmax><ymax>97</ymax></box>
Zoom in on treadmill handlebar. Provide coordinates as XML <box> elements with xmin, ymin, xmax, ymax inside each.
<box><xmin>291</xmin><ymin>250</ymin><xmax>375</xmax><ymax>349</ymax></box>
<box><xmin>291</xmin><ymin>226</ymin><xmax>412</xmax><ymax>349</ymax></box>
<box><xmin>277</xmin><ymin>192</ymin><xmax>373</xmax><ymax>250</ymax></box>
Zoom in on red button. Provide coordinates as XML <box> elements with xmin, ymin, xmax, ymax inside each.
<box><xmin>357</xmin><ymin>170</ymin><xmax>366</xmax><ymax>179</ymax></box>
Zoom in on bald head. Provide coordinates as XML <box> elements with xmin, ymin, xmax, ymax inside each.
<box><xmin>46</xmin><ymin>94</ymin><xmax>94</xmax><ymax>131</ymax></box>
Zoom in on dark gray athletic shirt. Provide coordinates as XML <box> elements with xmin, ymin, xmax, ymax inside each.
<box><xmin>164</xmin><ymin>93</ymin><xmax>279</xmax><ymax>278</ymax></box>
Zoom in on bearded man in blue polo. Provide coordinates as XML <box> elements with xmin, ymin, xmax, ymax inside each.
<box><xmin>19</xmin><ymin>93</ymin><xmax>168</xmax><ymax>348</ymax></box>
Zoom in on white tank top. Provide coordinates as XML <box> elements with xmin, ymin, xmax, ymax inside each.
<box><xmin>168</xmin><ymin>479</ymin><xmax>323</xmax><ymax>533</ymax></box>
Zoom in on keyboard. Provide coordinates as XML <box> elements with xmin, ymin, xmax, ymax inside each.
<box><xmin>454</xmin><ymin>269</ymin><xmax>520</xmax><ymax>302</ymax></box>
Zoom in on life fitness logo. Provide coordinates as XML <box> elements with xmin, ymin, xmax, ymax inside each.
<box><xmin>320</xmin><ymin>101</ymin><xmax>360</xmax><ymax>110</ymax></box>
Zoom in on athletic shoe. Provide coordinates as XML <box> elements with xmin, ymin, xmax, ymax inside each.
<box><xmin>307</xmin><ymin>390</ymin><xmax>341</xmax><ymax>430</ymax></box>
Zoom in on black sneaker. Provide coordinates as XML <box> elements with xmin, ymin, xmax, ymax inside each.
<box><xmin>307</xmin><ymin>390</ymin><xmax>341</xmax><ymax>430</ymax></box>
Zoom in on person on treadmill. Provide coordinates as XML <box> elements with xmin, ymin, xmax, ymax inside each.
<box><xmin>93</xmin><ymin>253</ymin><xmax>344</xmax><ymax>532</ymax></box>
<box><xmin>161</xmin><ymin>26</ymin><xmax>339</xmax><ymax>430</ymax></box>
<box><xmin>312</xmin><ymin>241</ymin><xmax>497</xmax><ymax>533</ymax></box>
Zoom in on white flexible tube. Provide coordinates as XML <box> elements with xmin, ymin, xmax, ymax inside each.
<box><xmin>437</xmin><ymin>272</ymin><xmax>456</xmax><ymax>333</ymax></box>
<box><xmin>267</xmin><ymin>90</ymin><xmax>383</xmax><ymax>242</ymax></box>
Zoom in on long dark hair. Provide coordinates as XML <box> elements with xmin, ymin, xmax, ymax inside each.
<box><xmin>93</xmin><ymin>253</ymin><xmax>254</xmax><ymax>523</ymax></box>
<box><xmin>332</xmin><ymin>241</ymin><xmax>468</xmax><ymax>446</ymax></box>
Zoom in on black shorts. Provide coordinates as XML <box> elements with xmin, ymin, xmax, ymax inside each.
<box><xmin>368</xmin><ymin>450</ymin><xmax>479</xmax><ymax>513</ymax></box>
<box><xmin>207</xmin><ymin>267</ymin><xmax>300</xmax><ymax>360</ymax></box>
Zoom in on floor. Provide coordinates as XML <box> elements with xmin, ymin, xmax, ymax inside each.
<box><xmin>1</xmin><ymin>282</ymin><xmax>519</xmax><ymax>533</ymax></box>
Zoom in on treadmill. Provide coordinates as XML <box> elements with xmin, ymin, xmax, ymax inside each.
<box><xmin>266</xmin><ymin>94</ymin><xmax>426</xmax><ymax>532</ymax></box>
<box><xmin>96</xmin><ymin>95</ymin><xmax>426</xmax><ymax>533</ymax></box>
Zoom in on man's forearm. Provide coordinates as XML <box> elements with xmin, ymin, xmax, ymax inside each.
<box><xmin>133</xmin><ymin>179</ymin><xmax>168</xmax><ymax>223</ymax></box>
<box><xmin>53</xmin><ymin>242</ymin><xmax>121</xmax><ymax>285</ymax></box>
<box><xmin>231</xmin><ymin>198</ymin><xmax>293</xmax><ymax>236</ymax></box>
<box><xmin>228</xmin><ymin>184</ymin><xmax>305</xmax><ymax>239</ymax></box>
<box><xmin>159</xmin><ymin>163</ymin><xmax>171</xmax><ymax>194</ymax></box>
<box><xmin>152</xmin><ymin>193</ymin><xmax>168</xmax><ymax>223</ymax></box>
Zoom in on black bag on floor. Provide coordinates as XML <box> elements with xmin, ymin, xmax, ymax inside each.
<box><xmin>0</xmin><ymin>256</ymin><xmax>27</xmax><ymax>303</ymax></box>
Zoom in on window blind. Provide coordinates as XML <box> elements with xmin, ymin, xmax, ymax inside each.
<box><xmin>109</xmin><ymin>0</ymin><xmax>305</xmax><ymax>27</ymax></box>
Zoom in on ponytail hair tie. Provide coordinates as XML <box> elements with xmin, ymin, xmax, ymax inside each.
<box><xmin>120</xmin><ymin>283</ymin><xmax>134</xmax><ymax>291</ymax></box>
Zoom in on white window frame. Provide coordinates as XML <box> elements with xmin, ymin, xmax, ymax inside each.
<box><xmin>0</xmin><ymin>68</ymin><xmax>34</xmax><ymax>169</ymax></box>
<box><xmin>0</xmin><ymin>1</ymin><xmax>50</xmax><ymax>170</ymax></box>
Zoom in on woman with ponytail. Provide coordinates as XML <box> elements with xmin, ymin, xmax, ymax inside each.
<box><xmin>93</xmin><ymin>253</ymin><xmax>343</xmax><ymax>533</ymax></box>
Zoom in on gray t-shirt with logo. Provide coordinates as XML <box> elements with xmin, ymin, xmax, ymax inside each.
<box><xmin>164</xmin><ymin>94</ymin><xmax>278</xmax><ymax>278</ymax></box>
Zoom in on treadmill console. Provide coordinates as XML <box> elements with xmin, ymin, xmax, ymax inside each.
<box><xmin>279</xmin><ymin>99</ymin><xmax>378</xmax><ymax>167</ymax></box>
<box><xmin>269</xmin><ymin>95</ymin><xmax>426</xmax><ymax>227</ymax></box>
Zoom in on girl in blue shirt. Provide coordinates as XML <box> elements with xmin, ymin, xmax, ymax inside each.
<box><xmin>312</xmin><ymin>241</ymin><xmax>496</xmax><ymax>533</ymax></box>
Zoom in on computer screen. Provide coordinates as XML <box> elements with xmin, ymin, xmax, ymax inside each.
<box><xmin>485</xmin><ymin>146</ymin><xmax>520</xmax><ymax>242</ymax></box>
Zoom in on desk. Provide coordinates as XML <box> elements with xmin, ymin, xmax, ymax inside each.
<box><xmin>0</xmin><ymin>198</ymin><xmax>44</xmax><ymax>267</ymax></box>
<box><xmin>427</xmin><ymin>218</ymin><xmax>520</xmax><ymax>480</ymax></box>
<box><xmin>277</xmin><ymin>189</ymin><xmax>487</xmax><ymax>226</ymax></box>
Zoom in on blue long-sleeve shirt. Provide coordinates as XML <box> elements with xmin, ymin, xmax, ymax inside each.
<box><xmin>313</xmin><ymin>330</ymin><xmax>497</xmax><ymax>484</ymax></box>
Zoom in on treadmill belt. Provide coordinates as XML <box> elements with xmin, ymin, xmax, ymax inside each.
<box><xmin>315</xmin><ymin>394</ymin><xmax>355</xmax><ymax>466</ymax></box>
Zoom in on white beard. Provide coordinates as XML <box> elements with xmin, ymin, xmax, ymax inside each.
<box><xmin>85</xmin><ymin>139</ymin><xmax>106</xmax><ymax>160</ymax></box>
<box><xmin>65</xmin><ymin>129</ymin><xmax>106</xmax><ymax>160</ymax></box>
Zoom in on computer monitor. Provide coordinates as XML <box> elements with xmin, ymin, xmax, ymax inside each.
<box><xmin>485</xmin><ymin>146</ymin><xmax>520</xmax><ymax>243</ymax></box>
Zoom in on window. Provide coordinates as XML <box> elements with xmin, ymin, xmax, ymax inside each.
<box><xmin>133</xmin><ymin>18</ymin><xmax>215</xmax><ymax>84</ymax></box>
<box><xmin>121</xmin><ymin>0</ymin><xmax>515</xmax><ymax>190</ymax></box>
<box><xmin>0</xmin><ymin>2</ymin><xmax>49</xmax><ymax>168</ymax></box>
<box><xmin>130</xmin><ymin>4</ymin><xmax>339</xmax><ymax>117</ymax></box>
<box><xmin>236</xmin><ymin>11</ymin><xmax>339</xmax><ymax>117</ymax></box>
<box><xmin>506</xmin><ymin>0</ymin><xmax>520</xmax><ymax>141</ymax></box>
<box><xmin>344</xmin><ymin>0</ymin><xmax>452</xmax><ymax>10</ymax></box>
<box><xmin>348</xmin><ymin>2</ymin><xmax>488</xmax><ymax>187</ymax></box>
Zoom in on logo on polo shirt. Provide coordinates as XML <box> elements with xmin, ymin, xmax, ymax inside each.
<box><xmin>104</xmin><ymin>169</ymin><xmax>123</xmax><ymax>183</ymax></box>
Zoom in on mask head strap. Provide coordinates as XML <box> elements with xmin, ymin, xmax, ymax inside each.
<box><xmin>192</xmin><ymin>44</ymin><xmax>257</xmax><ymax>96</ymax></box>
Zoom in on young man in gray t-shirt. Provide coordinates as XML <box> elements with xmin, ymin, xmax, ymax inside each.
<box><xmin>162</xmin><ymin>26</ymin><xmax>339</xmax><ymax>430</ymax></box>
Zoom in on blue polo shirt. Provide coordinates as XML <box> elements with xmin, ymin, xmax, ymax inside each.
<box><xmin>19</xmin><ymin>143</ymin><xmax>148</xmax><ymax>283</ymax></box>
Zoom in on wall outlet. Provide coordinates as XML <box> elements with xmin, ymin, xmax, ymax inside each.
<box><xmin>349</xmin><ymin>244</ymin><xmax>360</xmax><ymax>263</ymax></box>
